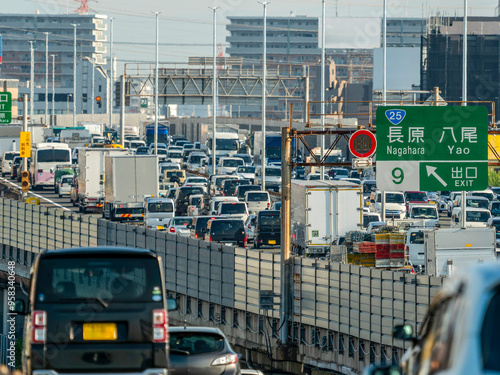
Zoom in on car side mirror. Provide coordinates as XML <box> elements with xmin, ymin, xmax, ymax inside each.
<box><xmin>393</xmin><ymin>324</ymin><xmax>414</xmax><ymax>340</ymax></box>
<box><xmin>167</xmin><ymin>297</ymin><xmax>177</xmax><ymax>311</ymax></box>
<box><xmin>12</xmin><ymin>300</ymin><xmax>26</xmax><ymax>315</ymax></box>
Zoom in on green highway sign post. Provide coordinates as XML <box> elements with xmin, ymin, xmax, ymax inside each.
<box><xmin>376</xmin><ymin>106</ymin><xmax>488</xmax><ymax>192</ymax></box>
<box><xmin>140</xmin><ymin>98</ymin><xmax>148</xmax><ymax>108</ymax></box>
<box><xmin>0</xmin><ymin>92</ymin><xmax>12</xmax><ymax>124</ymax></box>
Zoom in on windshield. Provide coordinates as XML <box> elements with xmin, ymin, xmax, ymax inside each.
<box><xmin>259</xmin><ymin>213</ymin><xmax>280</xmax><ymax>227</ymax></box>
<box><xmin>411</xmin><ymin>207</ymin><xmax>437</xmax><ymax>219</ymax></box>
<box><xmin>331</xmin><ymin>169</ymin><xmax>348</xmax><ymax>177</ymax></box>
<box><xmin>247</xmin><ymin>192</ymin><xmax>268</xmax><ymax>202</ymax></box>
<box><xmin>37</xmin><ymin>149</ymin><xmax>71</xmax><ymax>163</ymax></box>
<box><xmin>136</xmin><ymin>147</ymin><xmax>149</xmax><ymax>154</ymax></box>
<box><xmin>168</xmin><ymin>152</ymin><xmax>182</xmax><ymax>158</ymax></box>
<box><xmin>472</xmin><ymin>192</ymin><xmax>494</xmax><ymax>201</ymax></box>
<box><xmin>190</xmin><ymin>197</ymin><xmax>202</xmax><ymax>206</ymax></box>
<box><xmin>179</xmin><ymin>187</ymin><xmax>204</xmax><ymax>197</ymax></box>
<box><xmin>210</xmin><ymin>220</ymin><xmax>244</xmax><ymax>235</ymax></box>
<box><xmin>406</xmin><ymin>192</ymin><xmax>428</xmax><ymax>201</ymax></box>
<box><xmin>189</xmin><ymin>155</ymin><xmax>204</xmax><ymax>164</ymax></box>
<box><xmin>170</xmin><ymin>332</ymin><xmax>225</xmax><ymax>355</ymax></box>
<box><xmin>466</xmin><ymin>211</ymin><xmax>490</xmax><ymax>222</ymax></box>
<box><xmin>223</xmin><ymin>159</ymin><xmax>244</xmax><ymax>167</ymax></box>
<box><xmin>238</xmin><ymin>166</ymin><xmax>255</xmax><ymax>173</ymax></box>
<box><xmin>363</xmin><ymin>182</ymin><xmax>376</xmax><ymax>194</ymax></box>
<box><xmin>386</xmin><ymin>193</ymin><xmax>405</xmax><ymax>204</ymax></box>
<box><xmin>266</xmin><ymin>148</ymin><xmax>281</xmax><ymax>160</ymax></box>
<box><xmin>216</xmin><ymin>177</ymin><xmax>237</xmax><ymax>189</ymax></box>
<box><xmin>220</xmin><ymin>203</ymin><xmax>246</xmax><ymax>214</ymax></box>
<box><xmin>166</xmin><ymin>171</ymin><xmax>184</xmax><ymax>178</ymax></box>
<box><xmin>35</xmin><ymin>257</ymin><xmax>162</xmax><ymax>303</ymax></box>
<box><xmin>4</xmin><ymin>153</ymin><xmax>17</xmax><ymax>160</ymax></box>
<box><xmin>215</xmin><ymin>138</ymin><xmax>238</xmax><ymax>151</ymax></box>
<box><xmin>187</xmin><ymin>178</ymin><xmax>206</xmax><ymax>184</ymax></box>
<box><xmin>266</xmin><ymin>168</ymin><xmax>281</xmax><ymax>176</ymax></box>
<box><xmin>237</xmin><ymin>185</ymin><xmax>260</xmax><ymax>197</ymax></box>
<box><xmin>236</xmin><ymin>155</ymin><xmax>252</xmax><ymax>163</ymax></box>
<box><xmin>148</xmin><ymin>202</ymin><xmax>173</xmax><ymax>213</ymax></box>
<box><xmin>409</xmin><ymin>231</ymin><xmax>424</xmax><ymax>244</ymax></box>
<box><xmin>467</xmin><ymin>199</ymin><xmax>489</xmax><ymax>209</ymax></box>
<box><xmin>61</xmin><ymin>177</ymin><xmax>73</xmax><ymax>184</ymax></box>
<box><xmin>308</xmin><ymin>174</ymin><xmax>323</xmax><ymax>180</ymax></box>
<box><xmin>491</xmin><ymin>203</ymin><xmax>500</xmax><ymax>217</ymax></box>
<box><xmin>171</xmin><ymin>217</ymin><xmax>192</xmax><ymax>226</ymax></box>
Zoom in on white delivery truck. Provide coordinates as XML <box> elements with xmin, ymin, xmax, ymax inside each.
<box><xmin>424</xmin><ymin>227</ymin><xmax>496</xmax><ymax>277</ymax></box>
<box><xmin>77</xmin><ymin>148</ymin><xmax>128</xmax><ymax>213</ymax></box>
<box><xmin>291</xmin><ymin>180</ymin><xmax>362</xmax><ymax>256</ymax></box>
<box><xmin>103</xmin><ymin>155</ymin><xmax>159</xmax><ymax>221</ymax></box>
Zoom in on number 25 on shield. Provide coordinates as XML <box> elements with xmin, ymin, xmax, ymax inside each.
<box><xmin>392</xmin><ymin>167</ymin><xmax>404</xmax><ymax>184</ymax></box>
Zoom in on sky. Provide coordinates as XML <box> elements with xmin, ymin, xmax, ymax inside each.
<box><xmin>4</xmin><ymin>0</ymin><xmax>500</xmax><ymax>69</ymax></box>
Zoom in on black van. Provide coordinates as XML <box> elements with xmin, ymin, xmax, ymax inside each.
<box><xmin>15</xmin><ymin>247</ymin><xmax>176</xmax><ymax>375</ymax></box>
<box><xmin>254</xmin><ymin>210</ymin><xmax>281</xmax><ymax>248</ymax></box>
<box><xmin>205</xmin><ymin>219</ymin><xmax>246</xmax><ymax>247</ymax></box>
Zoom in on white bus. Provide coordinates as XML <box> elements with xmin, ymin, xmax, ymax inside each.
<box><xmin>30</xmin><ymin>143</ymin><xmax>72</xmax><ymax>190</ymax></box>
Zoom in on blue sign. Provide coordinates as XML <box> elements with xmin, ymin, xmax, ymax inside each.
<box><xmin>385</xmin><ymin>109</ymin><xmax>406</xmax><ymax>125</ymax></box>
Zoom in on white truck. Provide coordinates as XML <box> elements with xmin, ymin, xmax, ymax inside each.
<box><xmin>77</xmin><ymin>148</ymin><xmax>128</xmax><ymax>213</ymax></box>
<box><xmin>291</xmin><ymin>180</ymin><xmax>362</xmax><ymax>256</ymax></box>
<box><xmin>207</xmin><ymin>125</ymin><xmax>240</xmax><ymax>157</ymax></box>
<box><xmin>424</xmin><ymin>227</ymin><xmax>496</xmax><ymax>277</ymax></box>
<box><xmin>103</xmin><ymin>155</ymin><xmax>159</xmax><ymax>221</ymax></box>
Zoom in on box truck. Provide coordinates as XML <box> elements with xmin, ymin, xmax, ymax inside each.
<box><xmin>103</xmin><ymin>155</ymin><xmax>159</xmax><ymax>221</ymax></box>
<box><xmin>424</xmin><ymin>227</ymin><xmax>496</xmax><ymax>277</ymax></box>
<box><xmin>77</xmin><ymin>148</ymin><xmax>128</xmax><ymax>213</ymax></box>
<box><xmin>291</xmin><ymin>180</ymin><xmax>362</xmax><ymax>255</ymax></box>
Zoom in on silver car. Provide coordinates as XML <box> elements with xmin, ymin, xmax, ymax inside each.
<box><xmin>392</xmin><ymin>262</ymin><xmax>500</xmax><ymax>374</ymax></box>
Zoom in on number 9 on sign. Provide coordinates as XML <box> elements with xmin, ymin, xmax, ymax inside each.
<box><xmin>392</xmin><ymin>167</ymin><xmax>404</xmax><ymax>184</ymax></box>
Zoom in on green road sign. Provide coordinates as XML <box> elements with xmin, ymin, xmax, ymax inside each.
<box><xmin>376</xmin><ymin>106</ymin><xmax>488</xmax><ymax>192</ymax></box>
<box><xmin>0</xmin><ymin>92</ymin><xmax>12</xmax><ymax>124</ymax></box>
<box><xmin>140</xmin><ymin>98</ymin><xmax>148</xmax><ymax>108</ymax></box>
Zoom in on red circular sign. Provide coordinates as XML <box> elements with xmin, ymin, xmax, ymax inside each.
<box><xmin>349</xmin><ymin>130</ymin><xmax>376</xmax><ymax>158</ymax></box>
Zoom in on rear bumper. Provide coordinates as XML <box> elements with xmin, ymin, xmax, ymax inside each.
<box><xmin>34</xmin><ymin>370</ymin><xmax>167</xmax><ymax>375</ymax></box>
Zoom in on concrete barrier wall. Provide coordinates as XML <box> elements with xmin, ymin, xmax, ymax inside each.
<box><xmin>0</xmin><ymin>198</ymin><xmax>443</xmax><ymax>374</ymax></box>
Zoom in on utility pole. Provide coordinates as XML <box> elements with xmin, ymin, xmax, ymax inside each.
<box><xmin>29</xmin><ymin>41</ymin><xmax>34</xmax><ymax>125</ymax></box>
<box><xmin>460</xmin><ymin>0</ymin><xmax>468</xmax><ymax>229</ymax></box>
<box><xmin>22</xmin><ymin>94</ymin><xmax>28</xmax><ymax>201</ymax></box>
<box><xmin>153</xmin><ymin>12</ymin><xmax>161</xmax><ymax>155</ymax></box>
<box><xmin>51</xmin><ymin>54</ymin><xmax>56</xmax><ymax>125</ymax></box>
<box><xmin>91</xmin><ymin>58</ymin><xmax>95</xmax><ymax>121</ymax></box>
<box><xmin>71</xmin><ymin>24</ymin><xmax>78</xmax><ymax>127</ymax></box>
<box><xmin>259</xmin><ymin>1</ymin><xmax>270</xmax><ymax>190</ymax></box>
<box><xmin>120</xmin><ymin>75</ymin><xmax>125</xmax><ymax>148</ymax></box>
<box><xmin>44</xmin><ymin>32</ymin><xmax>49</xmax><ymax>126</ymax></box>
<box><xmin>280</xmin><ymin>108</ymin><xmax>292</xmax><ymax>345</ymax></box>
<box><xmin>381</xmin><ymin>0</ymin><xmax>387</xmax><ymax>222</ymax></box>
<box><xmin>210</xmin><ymin>6</ymin><xmax>220</xmax><ymax>175</ymax></box>
<box><xmin>109</xmin><ymin>17</ymin><xmax>115</xmax><ymax>129</ymax></box>
<box><xmin>320</xmin><ymin>0</ymin><xmax>326</xmax><ymax>180</ymax></box>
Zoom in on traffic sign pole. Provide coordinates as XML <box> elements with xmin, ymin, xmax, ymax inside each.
<box><xmin>22</xmin><ymin>94</ymin><xmax>28</xmax><ymax>200</ymax></box>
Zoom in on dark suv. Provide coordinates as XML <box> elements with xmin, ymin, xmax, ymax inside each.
<box><xmin>254</xmin><ymin>210</ymin><xmax>281</xmax><ymax>248</ymax></box>
<box><xmin>222</xmin><ymin>179</ymin><xmax>251</xmax><ymax>197</ymax></box>
<box><xmin>205</xmin><ymin>219</ymin><xmax>246</xmax><ymax>247</ymax></box>
<box><xmin>235</xmin><ymin>184</ymin><xmax>261</xmax><ymax>201</ymax></box>
<box><xmin>15</xmin><ymin>247</ymin><xmax>176</xmax><ymax>375</ymax></box>
<box><xmin>175</xmin><ymin>186</ymin><xmax>205</xmax><ymax>216</ymax></box>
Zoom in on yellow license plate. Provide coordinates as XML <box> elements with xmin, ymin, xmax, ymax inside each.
<box><xmin>83</xmin><ymin>323</ymin><xmax>117</xmax><ymax>341</ymax></box>
<box><xmin>157</xmin><ymin>226</ymin><xmax>164</xmax><ymax>230</ymax></box>
<box><xmin>269</xmin><ymin>240</ymin><xmax>276</xmax><ymax>245</ymax></box>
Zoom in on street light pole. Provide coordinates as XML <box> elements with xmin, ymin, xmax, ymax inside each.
<box><xmin>71</xmin><ymin>24</ymin><xmax>78</xmax><ymax>127</ymax></box>
<box><xmin>51</xmin><ymin>54</ymin><xmax>56</xmax><ymax>124</ymax></box>
<box><xmin>109</xmin><ymin>17</ymin><xmax>115</xmax><ymax>129</ymax></box>
<box><xmin>209</xmin><ymin>6</ymin><xmax>220</xmax><ymax>175</ymax></box>
<box><xmin>320</xmin><ymin>0</ymin><xmax>326</xmax><ymax>180</ymax></box>
<box><xmin>29</xmin><ymin>41</ymin><xmax>34</xmax><ymax>124</ymax></box>
<box><xmin>382</xmin><ymin>0</ymin><xmax>387</xmax><ymax>102</ymax></box>
<box><xmin>153</xmin><ymin>12</ymin><xmax>162</xmax><ymax>156</ymax></box>
<box><xmin>44</xmin><ymin>32</ymin><xmax>49</xmax><ymax>126</ymax></box>
<box><xmin>460</xmin><ymin>0</ymin><xmax>468</xmax><ymax>229</ymax></box>
<box><xmin>258</xmin><ymin>1</ymin><xmax>270</xmax><ymax>191</ymax></box>
<box><xmin>91</xmin><ymin>58</ymin><xmax>95</xmax><ymax>121</ymax></box>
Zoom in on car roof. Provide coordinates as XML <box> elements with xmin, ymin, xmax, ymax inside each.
<box><xmin>168</xmin><ymin>326</ymin><xmax>224</xmax><ymax>334</ymax></box>
<box><xmin>40</xmin><ymin>246</ymin><xmax>157</xmax><ymax>259</ymax></box>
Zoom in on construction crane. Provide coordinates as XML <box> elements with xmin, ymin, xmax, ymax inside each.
<box><xmin>74</xmin><ymin>0</ymin><xmax>95</xmax><ymax>14</ymax></box>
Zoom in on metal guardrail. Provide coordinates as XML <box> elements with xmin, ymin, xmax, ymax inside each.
<box><xmin>0</xmin><ymin>198</ymin><xmax>442</xmax><ymax>373</ymax></box>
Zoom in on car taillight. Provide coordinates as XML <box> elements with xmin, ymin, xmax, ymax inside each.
<box><xmin>212</xmin><ymin>354</ymin><xmax>239</xmax><ymax>366</ymax></box>
<box><xmin>244</xmin><ymin>237</ymin><xmax>247</xmax><ymax>247</ymax></box>
<box><xmin>195</xmin><ymin>233</ymin><xmax>198</xmax><ymax>239</ymax></box>
<box><xmin>153</xmin><ymin>309</ymin><xmax>168</xmax><ymax>343</ymax></box>
<box><xmin>267</xmin><ymin>202</ymin><xmax>270</xmax><ymax>208</ymax></box>
<box><xmin>210</xmin><ymin>236</ymin><xmax>213</xmax><ymax>242</ymax></box>
<box><xmin>170</xmin><ymin>227</ymin><xmax>175</xmax><ymax>233</ymax></box>
<box><xmin>31</xmin><ymin>310</ymin><xmax>47</xmax><ymax>344</ymax></box>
